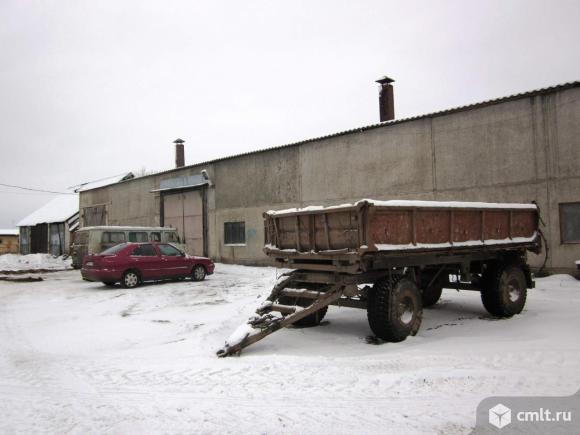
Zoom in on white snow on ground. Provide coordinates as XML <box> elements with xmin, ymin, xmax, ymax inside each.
<box><xmin>0</xmin><ymin>253</ymin><xmax>72</xmax><ymax>272</ymax></box>
<box><xmin>0</xmin><ymin>264</ymin><xmax>579</xmax><ymax>434</ymax></box>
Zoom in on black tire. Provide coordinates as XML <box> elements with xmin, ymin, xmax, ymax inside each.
<box><xmin>367</xmin><ymin>276</ymin><xmax>423</xmax><ymax>342</ymax></box>
<box><xmin>481</xmin><ymin>264</ymin><xmax>527</xmax><ymax>317</ymax></box>
<box><xmin>422</xmin><ymin>285</ymin><xmax>443</xmax><ymax>308</ymax></box>
<box><xmin>102</xmin><ymin>281</ymin><xmax>116</xmax><ymax>287</ymax></box>
<box><xmin>122</xmin><ymin>270</ymin><xmax>140</xmax><ymax>289</ymax></box>
<box><xmin>192</xmin><ymin>265</ymin><xmax>206</xmax><ymax>281</ymax></box>
<box><xmin>278</xmin><ymin>296</ymin><xmax>328</xmax><ymax>327</ymax></box>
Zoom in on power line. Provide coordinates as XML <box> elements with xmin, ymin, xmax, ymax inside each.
<box><xmin>0</xmin><ymin>183</ymin><xmax>76</xmax><ymax>195</ymax></box>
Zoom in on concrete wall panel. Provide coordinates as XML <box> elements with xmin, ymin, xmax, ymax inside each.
<box><xmin>555</xmin><ymin>88</ymin><xmax>580</xmax><ymax>178</ymax></box>
<box><xmin>434</xmin><ymin>99</ymin><xmax>536</xmax><ymax>191</ymax></box>
<box><xmin>300</xmin><ymin>120</ymin><xmax>433</xmax><ymax>202</ymax></box>
<box><xmin>215</xmin><ymin>147</ymin><xmax>299</xmax><ymax>209</ymax></box>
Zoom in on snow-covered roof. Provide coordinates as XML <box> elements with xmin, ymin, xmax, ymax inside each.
<box><xmin>0</xmin><ymin>229</ymin><xmax>19</xmax><ymax>236</ymax></box>
<box><xmin>17</xmin><ymin>195</ymin><xmax>79</xmax><ymax>227</ymax></box>
<box><xmin>74</xmin><ymin>172</ymin><xmax>134</xmax><ymax>193</ymax></box>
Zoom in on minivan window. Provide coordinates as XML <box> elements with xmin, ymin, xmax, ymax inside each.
<box><xmin>166</xmin><ymin>232</ymin><xmax>180</xmax><ymax>243</ymax></box>
<box><xmin>101</xmin><ymin>243</ymin><xmax>128</xmax><ymax>255</ymax></box>
<box><xmin>102</xmin><ymin>232</ymin><xmax>126</xmax><ymax>244</ymax></box>
<box><xmin>158</xmin><ymin>244</ymin><xmax>182</xmax><ymax>256</ymax></box>
<box><xmin>150</xmin><ymin>232</ymin><xmax>161</xmax><ymax>242</ymax></box>
<box><xmin>129</xmin><ymin>232</ymin><xmax>148</xmax><ymax>242</ymax></box>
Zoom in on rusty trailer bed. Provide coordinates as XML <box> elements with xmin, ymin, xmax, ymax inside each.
<box><xmin>264</xmin><ymin>199</ymin><xmax>540</xmax><ymax>272</ymax></box>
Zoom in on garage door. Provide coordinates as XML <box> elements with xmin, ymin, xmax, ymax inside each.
<box><xmin>163</xmin><ymin>190</ymin><xmax>204</xmax><ymax>256</ymax></box>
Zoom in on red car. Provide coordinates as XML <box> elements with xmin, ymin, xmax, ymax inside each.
<box><xmin>81</xmin><ymin>242</ymin><xmax>215</xmax><ymax>288</ymax></box>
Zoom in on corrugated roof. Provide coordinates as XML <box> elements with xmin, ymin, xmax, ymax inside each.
<box><xmin>85</xmin><ymin>80</ymin><xmax>580</xmax><ymax>189</ymax></box>
<box><xmin>73</xmin><ymin>172</ymin><xmax>134</xmax><ymax>192</ymax></box>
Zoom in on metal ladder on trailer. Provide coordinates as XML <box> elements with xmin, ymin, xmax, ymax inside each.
<box><xmin>216</xmin><ymin>272</ymin><xmax>345</xmax><ymax>357</ymax></box>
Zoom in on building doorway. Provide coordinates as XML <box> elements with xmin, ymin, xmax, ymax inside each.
<box><xmin>162</xmin><ymin>189</ymin><xmax>206</xmax><ymax>256</ymax></box>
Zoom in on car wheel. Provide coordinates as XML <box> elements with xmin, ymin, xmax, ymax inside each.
<box><xmin>122</xmin><ymin>271</ymin><xmax>140</xmax><ymax>289</ymax></box>
<box><xmin>192</xmin><ymin>265</ymin><xmax>206</xmax><ymax>281</ymax></box>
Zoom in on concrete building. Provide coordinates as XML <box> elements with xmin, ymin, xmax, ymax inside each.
<box><xmin>0</xmin><ymin>229</ymin><xmax>19</xmax><ymax>254</ymax></box>
<box><xmin>79</xmin><ymin>80</ymin><xmax>580</xmax><ymax>273</ymax></box>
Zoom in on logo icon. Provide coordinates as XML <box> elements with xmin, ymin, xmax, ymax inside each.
<box><xmin>489</xmin><ymin>403</ymin><xmax>512</xmax><ymax>429</ymax></box>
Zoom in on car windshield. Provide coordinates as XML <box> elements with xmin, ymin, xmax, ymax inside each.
<box><xmin>100</xmin><ymin>243</ymin><xmax>128</xmax><ymax>255</ymax></box>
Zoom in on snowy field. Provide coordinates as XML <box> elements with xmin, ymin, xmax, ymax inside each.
<box><xmin>0</xmin><ymin>263</ymin><xmax>579</xmax><ymax>434</ymax></box>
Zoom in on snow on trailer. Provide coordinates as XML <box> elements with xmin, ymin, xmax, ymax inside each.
<box><xmin>217</xmin><ymin>199</ymin><xmax>542</xmax><ymax>357</ymax></box>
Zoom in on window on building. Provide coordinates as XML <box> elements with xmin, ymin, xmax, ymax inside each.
<box><xmin>102</xmin><ymin>232</ymin><xmax>126</xmax><ymax>244</ymax></box>
<box><xmin>224</xmin><ymin>222</ymin><xmax>245</xmax><ymax>245</ymax></box>
<box><xmin>131</xmin><ymin>244</ymin><xmax>157</xmax><ymax>256</ymax></box>
<box><xmin>158</xmin><ymin>244</ymin><xmax>183</xmax><ymax>256</ymax></box>
<box><xmin>128</xmin><ymin>232</ymin><xmax>148</xmax><ymax>242</ymax></box>
<box><xmin>560</xmin><ymin>202</ymin><xmax>580</xmax><ymax>243</ymax></box>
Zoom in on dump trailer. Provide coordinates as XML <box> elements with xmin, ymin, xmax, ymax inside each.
<box><xmin>217</xmin><ymin>199</ymin><xmax>541</xmax><ymax>357</ymax></box>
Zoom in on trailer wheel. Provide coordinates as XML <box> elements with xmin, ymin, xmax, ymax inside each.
<box><xmin>481</xmin><ymin>264</ymin><xmax>527</xmax><ymax>317</ymax></box>
<box><xmin>278</xmin><ymin>296</ymin><xmax>328</xmax><ymax>327</ymax></box>
<box><xmin>367</xmin><ymin>276</ymin><xmax>423</xmax><ymax>342</ymax></box>
<box><xmin>422</xmin><ymin>285</ymin><xmax>443</xmax><ymax>308</ymax></box>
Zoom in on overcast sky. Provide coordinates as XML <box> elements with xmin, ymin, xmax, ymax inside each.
<box><xmin>1</xmin><ymin>0</ymin><xmax>579</xmax><ymax>228</ymax></box>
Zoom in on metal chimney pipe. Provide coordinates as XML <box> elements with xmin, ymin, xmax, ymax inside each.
<box><xmin>174</xmin><ymin>138</ymin><xmax>185</xmax><ymax>168</ymax></box>
<box><xmin>376</xmin><ymin>76</ymin><xmax>395</xmax><ymax>122</ymax></box>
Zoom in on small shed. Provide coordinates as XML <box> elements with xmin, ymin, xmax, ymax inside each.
<box><xmin>17</xmin><ymin>195</ymin><xmax>80</xmax><ymax>256</ymax></box>
<box><xmin>0</xmin><ymin>229</ymin><xmax>19</xmax><ymax>254</ymax></box>
<box><xmin>16</xmin><ymin>173</ymin><xmax>134</xmax><ymax>256</ymax></box>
